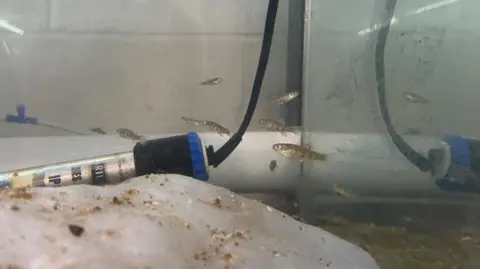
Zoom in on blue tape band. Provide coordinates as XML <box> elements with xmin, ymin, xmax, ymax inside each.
<box><xmin>443</xmin><ymin>135</ymin><xmax>471</xmax><ymax>166</ymax></box>
<box><xmin>187</xmin><ymin>132</ymin><xmax>209</xmax><ymax>181</ymax></box>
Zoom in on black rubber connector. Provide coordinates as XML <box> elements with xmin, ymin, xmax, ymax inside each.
<box><xmin>133</xmin><ymin>134</ymin><xmax>195</xmax><ymax>177</ymax></box>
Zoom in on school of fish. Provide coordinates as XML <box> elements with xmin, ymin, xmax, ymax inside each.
<box><xmin>3</xmin><ymin>52</ymin><xmax>435</xmax><ymax>204</ymax></box>
<box><xmin>91</xmin><ymin>85</ymin><xmax>431</xmax><ymax>201</ymax></box>
<box><xmin>80</xmin><ymin>83</ymin><xmax>433</xmax><ymax>200</ymax></box>
<box><xmin>265</xmin><ymin>92</ymin><xmax>330</xmax><ymax>163</ymax></box>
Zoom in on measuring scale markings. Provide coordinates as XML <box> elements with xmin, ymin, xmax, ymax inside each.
<box><xmin>91</xmin><ymin>162</ymin><xmax>106</xmax><ymax>185</ymax></box>
<box><xmin>4</xmin><ymin>153</ymin><xmax>136</xmax><ymax>189</ymax></box>
<box><xmin>71</xmin><ymin>166</ymin><xmax>82</xmax><ymax>182</ymax></box>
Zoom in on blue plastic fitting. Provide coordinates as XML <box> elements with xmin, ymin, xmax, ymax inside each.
<box><xmin>4</xmin><ymin>104</ymin><xmax>37</xmax><ymax>124</ymax></box>
<box><xmin>187</xmin><ymin>132</ymin><xmax>209</xmax><ymax>181</ymax></box>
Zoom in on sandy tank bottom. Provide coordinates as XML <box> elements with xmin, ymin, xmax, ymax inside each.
<box><xmin>294</xmin><ymin>202</ymin><xmax>480</xmax><ymax>269</ymax></box>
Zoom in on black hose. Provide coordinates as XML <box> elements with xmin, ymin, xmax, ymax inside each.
<box><xmin>375</xmin><ymin>0</ymin><xmax>433</xmax><ymax>172</ymax></box>
<box><xmin>208</xmin><ymin>0</ymin><xmax>279</xmax><ymax>167</ymax></box>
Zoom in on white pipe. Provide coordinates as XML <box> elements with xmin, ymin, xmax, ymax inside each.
<box><xmin>0</xmin><ymin>132</ymin><xmax>302</xmax><ymax>192</ymax></box>
<box><xmin>2</xmin><ymin>131</ymin><xmax>471</xmax><ymax>197</ymax></box>
<box><xmin>302</xmin><ymin>132</ymin><xmax>446</xmax><ymax>196</ymax></box>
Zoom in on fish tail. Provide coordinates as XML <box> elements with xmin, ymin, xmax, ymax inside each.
<box><xmin>313</xmin><ymin>152</ymin><xmax>327</xmax><ymax>161</ymax></box>
<box><xmin>219</xmin><ymin>129</ymin><xmax>231</xmax><ymax>137</ymax></box>
<box><xmin>209</xmin><ymin>123</ymin><xmax>231</xmax><ymax>137</ymax></box>
<box><xmin>287</xmin><ymin>126</ymin><xmax>303</xmax><ymax>134</ymax></box>
<box><xmin>181</xmin><ymin>116</ymin><xmax>193</xmax><ymax>123</ymax></box>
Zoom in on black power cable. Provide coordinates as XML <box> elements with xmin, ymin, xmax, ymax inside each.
<box><xmin>375</xmin><ymin>0</ymin><xmax>433</xmax><ymax>172</ymax></box>
<box><xmin>207</xmin><ymin>0</ymin><xmax>280</xmax><ymax>167</ymax></box>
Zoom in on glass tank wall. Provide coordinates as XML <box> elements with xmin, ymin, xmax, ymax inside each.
<box><xmin>0</xmin><ymin>1</ymin><xmax>304</xmax><ymax>191</ymax></box>
<box><xmin>300</xmin><ymin>0</ymin><xmax>480</xmax><ymax>268</ymax></box>
<box><xmin>0</xmin><ymin>1</ymin><xmax>293</xmax><ymax>137</ymax></box>
<box><xmin>2</xmin><ymin>0</ymin><xmax>480</xmax><ymax>268</ymax></box>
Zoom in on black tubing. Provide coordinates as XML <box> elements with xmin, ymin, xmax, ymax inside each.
<box><xmin>208</xmin><ymin>0</ymin><xmax>279</xmax><ymax>167</ymax></box>
<box><xmin>375</xmin><ymin>0</ymin><xmax>433</xmax><ymax>172</ymax></box>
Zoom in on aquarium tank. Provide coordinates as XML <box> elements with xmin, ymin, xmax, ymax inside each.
<box><xmin>0</xmin><ymin>0</ymin><xmax>479</xmax><ymax>268</ymax></box>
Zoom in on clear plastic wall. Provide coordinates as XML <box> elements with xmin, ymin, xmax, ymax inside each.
<box><xmin>2</xmin><ymin>0</ymin><xmax>480</xmax><ymax>268</ymax></box>
<box><xmin>300</xmin><ymin>0</ymin><xmax>480</xmax><ymax>268</ymax></box>
<box><xmin>0</xmin><ymin>1</ymin><xmax>293</xmax><ymax>137</ymax></box>
<box><xmin>302</xmin><ymin>0</ymin><xmax>480</xmax><ymax>196</ymax></box>
<box><xmin>0</xmin><ymin>1</ymin><xmax>305</xmax><ymax>193</ymax></box>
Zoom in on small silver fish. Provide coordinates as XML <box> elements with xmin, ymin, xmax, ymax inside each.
<box><xmin>333</xmin><ymin>184</ymin><xmax>354</xmax><ymax>198</ymax></box>
<box><xmin>269</xmin><ymin>160</ymin><xmax>278</xmax><ymax>172</ymax></box>
<box><xmin>182</xmin><ymin>116</ymin><xmax>231</xmax><ymax>137</ymax></box>
<box><xmin>201</xmin><ymin>77</ymin><xmax>223</xmax><ymax>86</ymax></box>
<box><xmin>259</xmin><ymin>119</ymin><xmax>302</xmax><ymax>136</ymax></box>
<box><xmin>117</xmin><ymin>128</ymin><xmax>146</xmax><ymax>142</ymax></box>
<box><xmin>181</xmin><ymin>116</ymin><xmax>206</xmax><ymax>127</ymax></box>
<box><xmin>403</xmin><ymin>92</ymin><xmax>429</xmax><ymax>104</ymax></box>
<box><xmin>272</xmin><ymin>143</ymin><xmax>326</xmax><ymax>162</ymax></box>
<box><xmin>274</xmin><ymin>91</ymin><xmax>299</xmax><ymax>105</ymax></box>
<box><xmin>90</xmin><ymin>127</ymin><xmax>107</xmax><ymax>135</ymax></box>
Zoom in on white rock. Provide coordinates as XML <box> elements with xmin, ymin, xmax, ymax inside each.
<box><xmin>0</xmin><ymin>174</ymin><xmax>379</xmax><ymax>269</ymax></box>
